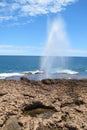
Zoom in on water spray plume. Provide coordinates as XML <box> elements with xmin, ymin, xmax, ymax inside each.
<box><xmin>41</xmin><ymin>16</ymin><xmax>70</xmax><ymax>77</ymax></box>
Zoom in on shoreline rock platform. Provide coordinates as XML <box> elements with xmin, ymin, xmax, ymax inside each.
<box><xmin>0</xmin><ymin>77</ymin><xmax>87</xmax><ymax>130</ymax></box>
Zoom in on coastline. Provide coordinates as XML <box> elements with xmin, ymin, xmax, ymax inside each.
<box><xmin>0</xmin><ymin>78</ymin><xmax>87</xmax><ymax>130</ymax></box>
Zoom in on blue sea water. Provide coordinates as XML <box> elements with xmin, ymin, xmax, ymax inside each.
<box><xmin>0</xmin><ymin>56</ymin><xmax>87</xmax><ymax>80</ymax></box>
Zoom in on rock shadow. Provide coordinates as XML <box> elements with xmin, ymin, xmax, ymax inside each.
<box><xmin>22</xmin><ymin>102</ymin><xmax>57</xmax><ymax>119</ymax></box>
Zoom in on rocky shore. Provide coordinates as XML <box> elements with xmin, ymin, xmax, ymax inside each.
<box><xmin>0</xmin><ymin>77</ymin><xmax>87</xmax><ymax>130</ymax></box>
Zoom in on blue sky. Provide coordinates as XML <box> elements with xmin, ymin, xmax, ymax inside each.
<box><xmin>0</xmin><ymin>0</ymin><xmax>87</xmax><ymax>56</ymax></box>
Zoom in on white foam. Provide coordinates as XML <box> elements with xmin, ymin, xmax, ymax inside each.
<box><xmin>0</xmin><ymin>72</ymin><xmax>24</xmax><ymax>79</ymax></box>
<box><xmin>23</xmin><ymin>70</ymin><xmax>44</xmax><ymax>75</ymax></box>
<box><xmin>56</xmin><ymin>69</ymin><xmax>79</xmax><ymax>75</ymax></box>
<box><xmin>51</xmin><ymin>69</ymin><xmax>79</xmax><ymax>75</ymax></box>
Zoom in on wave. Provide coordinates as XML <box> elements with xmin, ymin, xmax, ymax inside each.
<box><xmin>49</xmin><ymin>69</ymin><xmax>79</xmax><ymax>75</ymax></box>
<box><xmin>0</xmin><ymin>69</ymin><xmax>79</xmax><ymax>79</ymax></box>
<box><xmin>0</xmin><ymin>72</ymin><xmax>24</xmax><ymax>79</ymax></box>
<box><xmin>23</xmin><ymin>69</ymin><xmax>79</xmax><ymax>75</ymax></box>
<box><xmin>23</xmin><ymin>70</ymin><xmax>44</xmax><ymax>75</ymax></box>
<box><xmin>0</xmin><ymin>70</ymin><xmax>44</xmax><ymax>79</ymax></box>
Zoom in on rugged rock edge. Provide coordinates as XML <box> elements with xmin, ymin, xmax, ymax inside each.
<box><xmin>0</xmin><ymin>78</ymin><xmax>87</xmax><ymax>130</ymax></box>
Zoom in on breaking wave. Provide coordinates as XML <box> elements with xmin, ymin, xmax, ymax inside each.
<box><xmin>55</xmin><ymin>69</ymin><xmax>79</xmax><ymax>75</ymax></box>
<box><xmin>0</xmin><ymin>72</ymin><xmax>24</xmax><ymax>79</ymax></box>
<box><xmin>0</xmin><ymin>70</ymin><xmax>44</xmax><ymax>79</ymax></box>
<box><xmin>0</xmin><ymin>69</ymin><xmax>79</xmax><ymax>79</ymax></box>
<box><xmin>23</xmin><ymin>70</ymin><xmax>44</xmax><ymax>75</ymax></box>
<box><xmin>23</xmin><ymin>69</ymin><xmax>79</xmax><ymax>75</ymax></box>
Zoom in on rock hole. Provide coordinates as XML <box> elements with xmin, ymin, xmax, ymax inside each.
<box><xmin>22</xmin><ymin>102</ymin><xmax>57</xmax><ymax>119</ymax></box>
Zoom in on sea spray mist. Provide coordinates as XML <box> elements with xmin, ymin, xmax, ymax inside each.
<box><xmin>40</xmin><ymin>16</ymin><xmax>70</xmax><ymax>78</ymax></box>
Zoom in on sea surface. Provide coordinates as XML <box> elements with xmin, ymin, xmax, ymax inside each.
<box><xmin>0</xmin><ymin>56</ymin><xmax>87</xmax><ymax>80</ymax></box>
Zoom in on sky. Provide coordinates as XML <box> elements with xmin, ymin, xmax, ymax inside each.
<box><xmin>0</xmin><ymin>0</ymin><xmax>87</xmax><ymax>56</ymax></box>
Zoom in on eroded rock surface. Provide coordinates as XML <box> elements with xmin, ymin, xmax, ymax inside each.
<box><xmin>0</xmin><ymin>78</ymin><xmax>87</xmax><ymax>130</ymax></box>
<box><xmin>2</xmin><ymin>117</ymin><xmax>21</xmax><ymax>130</ymax></box>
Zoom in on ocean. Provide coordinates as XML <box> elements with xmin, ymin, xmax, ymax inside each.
<box><xmin>0</xmin><ymin>56</ymin><xmax>87</xmax><ymax>80</ymax></box>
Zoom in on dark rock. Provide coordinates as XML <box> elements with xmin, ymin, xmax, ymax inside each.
<box><xmin>41</xmin><ymin>79</ymin><xmax>55</xmax><ymax>85</ymax></box>
<box><xmin>74</xmin><ymin>99</ymin><xmax>85</xmax><ymax>106</ymax></box>
<box><xmin>20</xmin><ymin>77</ymin><xmax>31</xmax><ymax>83</ymax></box>
<box><xmin>0</xmin><ymin>92</ymin><xmax>7</xmax><ymax>96</ymax></box>
<box><xmin>65</xmin><ymin>124</ymin><xmax>78</xmax><ymax>130</ymax></box>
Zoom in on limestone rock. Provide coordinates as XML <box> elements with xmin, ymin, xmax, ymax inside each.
<box><xmin>0</xmin><ymin>79</ymin><xmax>87</xmax><ymax>130</ymax></box>
<box><xmin>2</xmin><ymin>117</ymin><xmax>21</xmax><ymax>130</ymax></box>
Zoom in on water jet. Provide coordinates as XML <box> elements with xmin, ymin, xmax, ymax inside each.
<box><xmin>41</xmin><ymin>17</ymin><xmax>70</xmax><ymax>78</ymax></box>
